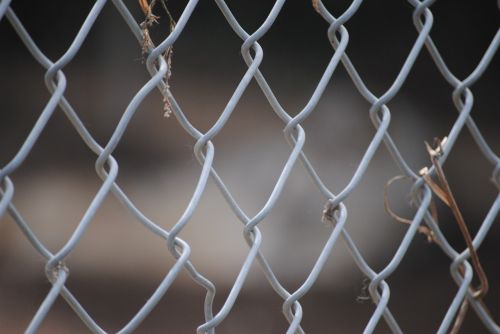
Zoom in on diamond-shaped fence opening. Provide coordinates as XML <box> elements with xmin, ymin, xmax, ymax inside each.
<box><xmin>0</xmin><ymin>0</ymin><xmax>499</xmax><ymax>333</ymax></box>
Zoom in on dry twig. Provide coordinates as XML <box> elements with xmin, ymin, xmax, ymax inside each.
<box><xmin>138</xmin><ymin>0</ymin><xmax>176</xmax><ymax>117</ymax></box>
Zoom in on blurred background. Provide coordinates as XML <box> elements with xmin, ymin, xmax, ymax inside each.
<box><xmin>0</xmin><ymin>0</ymin><xmax>499</xmax><ymax>333</ymax></box>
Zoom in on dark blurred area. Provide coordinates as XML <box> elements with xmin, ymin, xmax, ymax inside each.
<box><xmin>0</xmin><ymin>0</ymin><xmax>499</xmax><ymax>333</ymax></box>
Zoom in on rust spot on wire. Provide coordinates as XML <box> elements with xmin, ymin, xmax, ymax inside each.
<box><xmin>321</xmin><ymin>200</ymin><xmax>338</xmax><ymax>225</ymax></box>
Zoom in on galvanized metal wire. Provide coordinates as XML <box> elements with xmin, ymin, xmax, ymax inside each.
<box><xmin>0</xmin><ymin>0</ymin><xmax>499</xmax><ymax>333</ymax></box>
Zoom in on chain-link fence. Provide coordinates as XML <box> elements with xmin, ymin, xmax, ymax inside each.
<box><xmin>1</xmin><ymin>0</ymin><xmax>499</xmax><ymax>333</ymax></box>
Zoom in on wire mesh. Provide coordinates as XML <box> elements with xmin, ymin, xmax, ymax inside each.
<box><xmin>0</xmin><ymin>0</ymin><xmax>499</xmax><ymax>333</ymax></box>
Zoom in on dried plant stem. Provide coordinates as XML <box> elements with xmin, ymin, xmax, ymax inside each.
<box><xmin>138</xmin><ymin>0</ymin><xmax>176</xmax><ymax>117</ymax></box>
<box><xmin>424</xmin><ymin>138</ymin><xmax>488</xmax><ymax>299</ymax></box>
<box><xmin>385</xmin><ymin>137</ymin><xmax>492</xmax><ymax>334</ymax></box>
<box><xmin>422</xmin><ymin>138</ymin><xmax>489</xmax><ymax>334</ymax></box>
<box><xmin>160</xmin><ymin>0</ymin><xmax>176</xmax><ymax>117</ymax></box>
